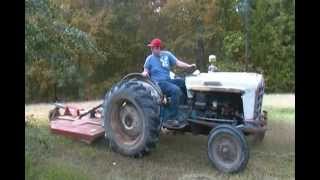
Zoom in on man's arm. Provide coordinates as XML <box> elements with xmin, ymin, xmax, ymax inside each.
<box><xmin>176</xmin><ymin>59</ymin><xmax>196</xmax><ymax>69</ymax></box>
<box><xmin>142</xmin><ymin>55</ymin><xmax>151</xmax><ymax>77</ymax></box>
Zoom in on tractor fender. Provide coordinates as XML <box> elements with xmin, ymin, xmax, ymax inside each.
<box><xmin>119</xmin><ymin>73</ymin><xmax>163</xmax><ymax>104</ymax></box>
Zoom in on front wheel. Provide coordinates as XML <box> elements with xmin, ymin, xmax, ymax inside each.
<box><xmin>207</xmin><ymin>124</ymin><xmax>249</xmax><ymax>173</ymax></box>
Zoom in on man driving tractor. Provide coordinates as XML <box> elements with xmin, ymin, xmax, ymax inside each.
<box><xmin>142</xmin><ymin>38</ymin><xmax>196</xmax><ymax>127</ymax></box>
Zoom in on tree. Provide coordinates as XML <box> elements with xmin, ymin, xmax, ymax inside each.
<box><xmin>26</xmin><ymin>0</ymin><xmax>104</xmax><ymax>102</ymax></box>
<box><xmin>25</xmin><ymin>0</ymin><xmax>295</xmax><ymax>102</ymax></box>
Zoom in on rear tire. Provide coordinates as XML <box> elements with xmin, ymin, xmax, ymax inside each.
<box><xmin>103</xmin><ymin>80</ymin><xmax>161</xmax><ymax>157</ymax></box>
<box><xmin>208</xmin><ymin>124</ymin><xmax>249</xmax><ymax>173</ymax></box>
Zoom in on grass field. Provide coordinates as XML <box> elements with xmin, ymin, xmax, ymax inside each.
<box><xmin>25</xmin><ymin>94</ymin><xmax>295</xmax><ymax>180</ymax></box>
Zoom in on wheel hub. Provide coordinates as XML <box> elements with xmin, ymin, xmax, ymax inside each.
<box><xmin>122</xmin><ymin>115</ymin><xmax>134</xmax><ymax>130</ymax></box>
<box><xmin>222</xmin><ymin>146</ymin><xmax>229</xmax><ymax>153</ymax></box>
<box><xmin>110</xmin><ymin>100</ymin><xmax>144</xmax><ymax>145</ymax></box>
<box><xmin>120</xmin><ymin>103</ymin><xmax>141</xmax><ymax>136</ymax></box>
<box><xmin>212</xmin><ymin>134</ymin><xmax>240</xmax><ymax>165</ymax></box>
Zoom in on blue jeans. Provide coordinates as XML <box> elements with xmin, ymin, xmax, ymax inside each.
<box><xmin>157</xmin><ymin>79</ymin><xmax>187</xmax><ymax>120</ymax></box>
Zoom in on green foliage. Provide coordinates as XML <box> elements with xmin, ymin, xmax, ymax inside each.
<box><xmin>222</xmin><ymin>31</ymin><xmax>245</xmax><ymax>62</ymax></box>
<box><xmin>25</xmin><ymin>0</ymin><xmax>295</xmax><ymax>102</ymax></box>
<box><xmin>26</xmin><ymin>0</ymin><xmax>105</xmax><ymax>102</ymax></box>
<box><xmin>250</xmin><ymin>0</ymin><xmax>295</xmax><ymax>92</ymax></box>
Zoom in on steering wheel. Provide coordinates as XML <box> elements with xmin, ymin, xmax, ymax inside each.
<box><xmin>174</xmin><ymin>65</ymin><xmax>197</xmax><ymax>80</ymax></box>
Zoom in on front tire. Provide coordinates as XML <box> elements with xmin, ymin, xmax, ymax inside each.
<box><xmin>208</xmin><ymin>124</ymin><xmax>249</xmax><ymax>173</ymax></box>
<box><xmin>103</xmin><ymin>80</ymin><xmax>161</xmax><ymax>157</ymax></box>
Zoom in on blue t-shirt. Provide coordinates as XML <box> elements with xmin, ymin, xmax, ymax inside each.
<box><xmin>144</xmin><ymin>51</ymin><xmax>177</xmax><ymax>82</ymax></box>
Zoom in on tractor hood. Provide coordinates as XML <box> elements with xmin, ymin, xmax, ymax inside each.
<box><xmin>185</xmin><ymin>72</ymin><xmax>263</xmax><ymax>93</ymax></box>
<box><xmin>185</xmin><ymin>72</ymin><xmax>265</xmax><ymax>121</ymax></box>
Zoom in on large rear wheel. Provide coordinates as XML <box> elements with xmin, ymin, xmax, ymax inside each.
<box><xmin>103</xmin><ymin>80</ymin><xmax>161</xmax><ymax>157</ymax></box>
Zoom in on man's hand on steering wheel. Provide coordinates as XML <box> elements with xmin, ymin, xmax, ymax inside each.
<box><xmin>186</xmin><ymin>63</ymin><xmax>197</xmax><ymax>73</ymax></box>
<box><xmin>189</xmin><ymin>64</ymin><xmax>196</xmax><ymax>69</ymax></box>
<box><xmin>175</xmin><ymin>63</ymin><xmax>197</xmax><ymax>79</ymax></box>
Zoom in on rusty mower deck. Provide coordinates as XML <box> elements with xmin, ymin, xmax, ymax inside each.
<box><xmin>48</xmin><ymin>103</ymin><xmax>105</xmax><ymax>144</ymax></box>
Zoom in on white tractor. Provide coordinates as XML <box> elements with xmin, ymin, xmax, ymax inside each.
<box><xmin>103</xmin><ymin>55</ymin><xmax>267</xmax><ymax>173</ymax></box>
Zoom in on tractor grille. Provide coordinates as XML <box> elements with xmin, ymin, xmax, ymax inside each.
<box><xmin>254</xmin><ymin>80</ymin><xmax>265</xmax><ymax>119</ymax></box>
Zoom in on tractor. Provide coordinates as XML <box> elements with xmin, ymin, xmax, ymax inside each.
<box><xmin>102</xmin><ymin>64</ymin><xmax>267</xmax><ymax>173</ymax></box>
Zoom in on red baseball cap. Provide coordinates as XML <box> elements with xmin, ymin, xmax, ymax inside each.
<box><xmin>147</xmin><ymin>38</ymin><xmax>163</xmax><ymax>48</ymax></box>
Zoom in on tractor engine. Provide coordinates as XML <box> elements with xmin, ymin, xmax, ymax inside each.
<box><xmin>191</xmin><ymin>91</ymin><xmax>244</xmax><ymax>122</ymax></box>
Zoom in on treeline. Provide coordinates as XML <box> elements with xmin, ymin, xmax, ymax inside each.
<box><xmin>25</xmin><ymin>0</ymin><xmax>295</xmax><ymax>103</ymax></box>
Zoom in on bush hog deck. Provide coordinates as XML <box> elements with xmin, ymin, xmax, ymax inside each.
<box><xmin>49</xmin><ymin>66</ymin><xmax>268</xmax><ymax>173</ymax></box>
<box><xmin>49</xmin><ymin>103</ymin><xmax>105</xmax><ymax>144</ymax></box>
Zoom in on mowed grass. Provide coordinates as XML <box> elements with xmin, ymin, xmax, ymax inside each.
<box><xmin>25</xmin><ymin>94</ymin><xmax>295</xmax><ymax>180</ymax></box>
